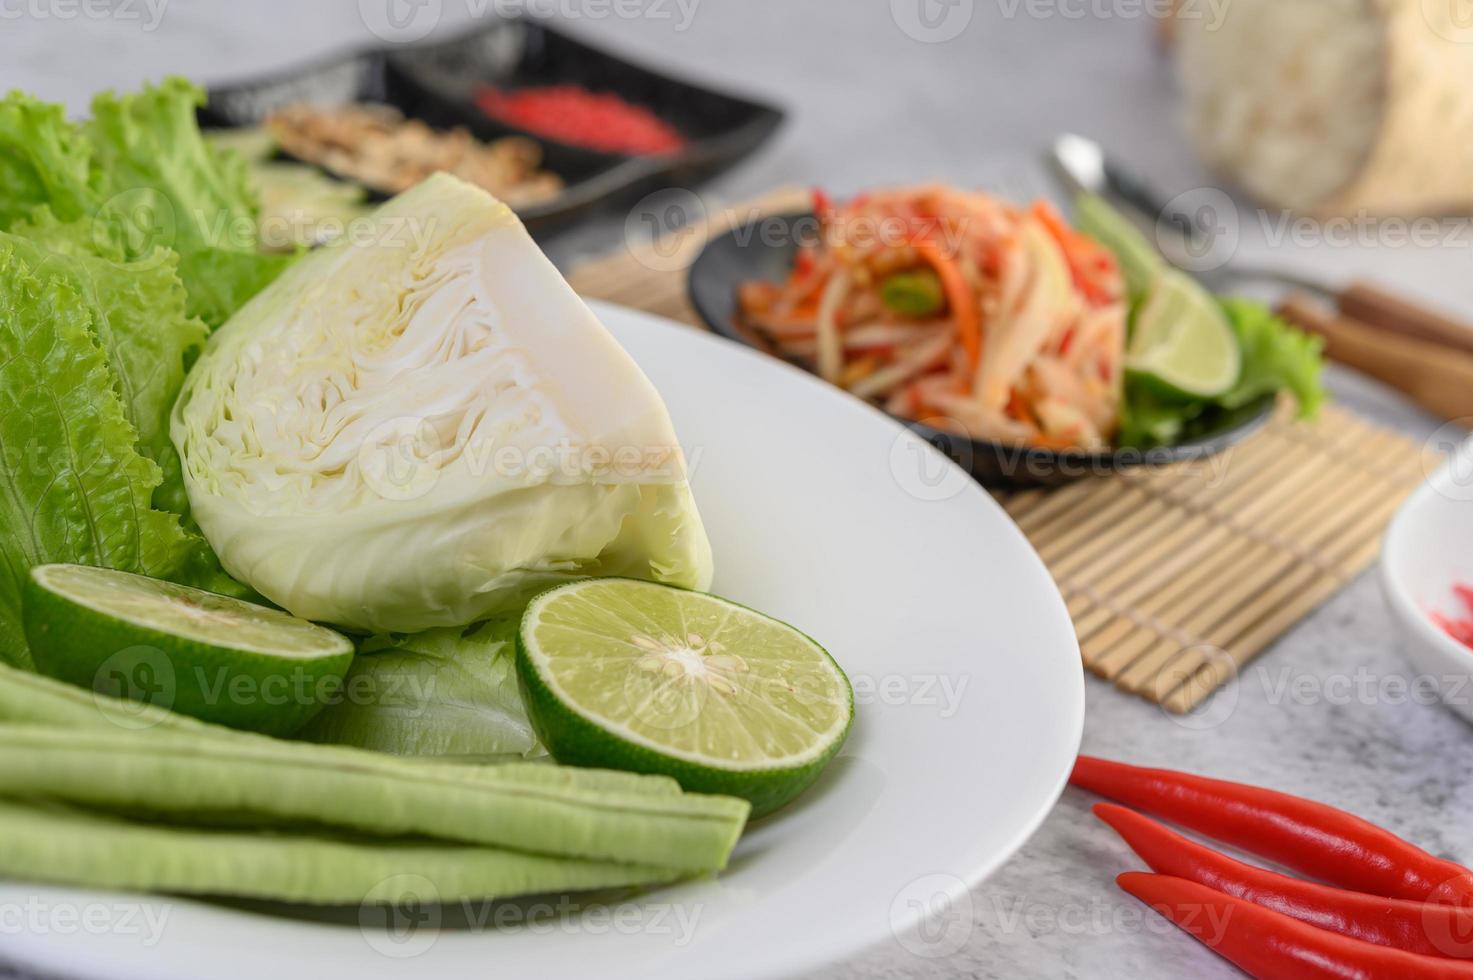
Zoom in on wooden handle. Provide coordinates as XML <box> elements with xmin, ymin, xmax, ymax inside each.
<box><xmin>1280</xmin><ymin>292</ymin><xmax>1473</xmax><ymax>421</ymax></box>
<box><xmin>1338</xmin><ymin>280</ymin><xmax>1473</xmax><ymax>357</ymax></box>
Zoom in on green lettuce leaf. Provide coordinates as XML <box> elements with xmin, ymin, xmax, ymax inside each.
<box><xmin>0</xmin><ymin>241</ymin><xmax>197</xmax><ymax>668</ymax></box>
<box><xmin>175</xmin><ymin>246</ymin><xmax>297</xmax><ymax>329</ymax></box>
<box><xmin>0</xmin><ymin>80</ymin><xmax>291</xmax><ymax>331</ymax></box>
<box><xmin>86</xmin><ymin>78</ymin><xmax>257</xmax><ymax>259</ymax></box>
<box><xmin>4</xmin><ymin>214</ymin><xmax>208</xmax><ymax>506</ymax></box>
<box><xmin>1217</xmin><ymin>298</ymin><xmax>1327</xmax><ymax>416</ymax></box>
<box><xmin>0</xmin><ymin>93</ymin><xmax>96</xmax><ymax>229</ymax></box>
<box><xmin>1118</xmin><ymin>386</ymin><xmax>1201</xmax><ymax>449</ymax></box>
<box><xmin>297</xmin><ymin>615</ymin><xmax>543</xmax><ymax>762</ymax></box>
<box><xmin>86</xmin><ymin>79</ymin><xmax>285</xmax><ymax>328</ymax></box>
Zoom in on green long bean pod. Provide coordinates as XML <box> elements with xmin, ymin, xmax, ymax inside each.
<box><xmin>0</xmin><ymin>726</ymin><xmax>749</xmax><ymax>872</ymax></box>
<box><xmin>0</xmin><ymin>663</ymin><xmax>683</xmax><ymax>799</ymax></box>
<box><xmin>0</xmin><ymin>799</ymin><xmax>681</xmax><ymax>904</ymax></box>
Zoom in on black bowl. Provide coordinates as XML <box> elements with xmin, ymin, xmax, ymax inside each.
<box><xmin>686</xmin><ymin>211</ymin><xmax>1274</xmax><ymax>489</ymax></box>
<box><xmin>200</xmin><ymin>17</ymin><xmax>784</xmax><ymax>236</ymax></box>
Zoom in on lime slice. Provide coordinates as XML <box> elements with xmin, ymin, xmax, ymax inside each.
<box><xmin>24</xmin><ymin>564</ymin><xmax>354</xmax><ymax>735</ymax></box>
<box><xmin>1127</xmin><ymin>271</ymin><xmax>1241</xmax><ymax>399</ymax></box>
<box><xmin>516</xmin><ymin>579</ymin><xmax>854</xmax><ymax>818</ymax></box>
<box><xmin>1073</xmin><ymin>193</ymin><xmax>1162</xmax><ymax>302</ymax></box>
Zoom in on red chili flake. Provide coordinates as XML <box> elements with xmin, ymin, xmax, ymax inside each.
<box><xmin>475</xmin><ymin>84</ymin><xmax>685</xmax><ymax>156</ymax></box>
<box><xmin>812</xmin><ymin>187</ymin><xmax>835</xmax><ymax>222</ymax></box>
<box><xmin>1434</xmin><ymin>582</ymin><xmax>1473</xmax><ymax>649</ymax></box>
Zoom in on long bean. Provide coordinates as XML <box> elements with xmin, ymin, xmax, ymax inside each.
<box><xmin>0</xmin><ymin>663</ymin><xmax>685</xmax><ymax>799</ymax></box>
<box><xmin>0</xmin><ymin>725</ymin><xmax>748</xmax><ymax>872</ymax></box>
<box><xmin>0</xmin><ymin>799</ymin><xmax>679</xmax><ymax>905</ymax></box>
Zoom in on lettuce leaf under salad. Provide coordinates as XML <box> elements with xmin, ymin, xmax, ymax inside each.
<box><xmin>0</xmin><ymin>78</ymin><xmax>292</xmax><ymax>668</ymax></box>
<box><xmin>1075</xmin><ymin>195</ymin><xmax>1327</xmax><ymax>449</ymax></box>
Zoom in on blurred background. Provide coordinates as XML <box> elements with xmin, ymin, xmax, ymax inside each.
<box><xmin>4</xmin><ymin>0</ymin><xmax>1469</xmax><ymax>318</ymax></box>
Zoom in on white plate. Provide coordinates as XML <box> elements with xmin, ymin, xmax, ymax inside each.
<box><xmin>4</xmin><ymin>302</ymin><xmax>1083</xmax><ymax>980</ymax></box>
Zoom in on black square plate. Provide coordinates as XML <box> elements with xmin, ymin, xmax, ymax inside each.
<box><xmin>200</xmin><ymin>17</ymin><xmax>784</xmax><ymax>233</ymax></box>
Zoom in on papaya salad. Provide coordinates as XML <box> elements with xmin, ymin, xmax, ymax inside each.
<box><xmin>737</xmin><ymin>186</ymin><xmax>1127</xmax><ymax>450</ymax></box>
<box><xmin>735</xmin><ymin>186</ymin><xmax>1327</xmax><ymax>452</ymax></box>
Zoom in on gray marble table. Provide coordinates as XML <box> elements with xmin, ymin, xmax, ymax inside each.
<box><xmin>3</xmin><ymin>3</ymin><xmax>1470</xmax><ymax>978</ymax></box>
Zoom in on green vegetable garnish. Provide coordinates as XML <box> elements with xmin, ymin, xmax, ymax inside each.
<box><xmin>0</xmin><ymin>79</ymin><xmax>290</xmax><ymax>330</ymax></box>
<box><xmin>298</xmin><ymin>615</ymin><xmax>544</xmax><ymax>761</ymax></box>
<box><xmin>880</xmin><ymin>268</ymin><xmax>945</xmax><ymax>317</ymax></box>
<box><xmin>1216</xmin><ymin>297</ymin><xmax>1327</xmax><ymax>415</ymax></box>
<box><xmin>1119</xmin><ymin>300</ymin><xmax>1325</xmax><ymax>448</ymax></box>
<box><xmin>0</xmin><ymin>78</ymin><xmax>296</xmax><ymax>669</ymax></box>
<box><xmin>0</xmin><ymin>245</ymin><xmax>199</xmax><ymax>669</ymax></box>
<box><xmin>1073</xmin><ymin>195</ymin><xmax>1327</xmax><ymax>449</ymax></box>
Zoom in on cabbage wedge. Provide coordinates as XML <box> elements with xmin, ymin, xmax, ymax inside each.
<box><xmin>173</xmin><ymin>174</ymin><xmax>713</xmax><ymax>633</ymax></box>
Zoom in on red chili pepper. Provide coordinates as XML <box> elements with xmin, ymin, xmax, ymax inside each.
<box><xmin>1096</xmin><ymin>804</ymin><xmax>1473</xmax><ymax>960</ymax></box>
<box><xmin>1120</xmin><ymin>873</ymin><xmax>1473</xmax><ymax>979</ymax></box>
<box><xmin>1071</xmin><ymin>757</ymin><xmax>1473</xmax><ymax>905</ymax></box>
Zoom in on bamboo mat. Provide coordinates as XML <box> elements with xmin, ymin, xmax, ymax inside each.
<box><xmin>568</xmin><ymin>189</ymin><xmax>1432</xmax><ymax>714</ymax></box>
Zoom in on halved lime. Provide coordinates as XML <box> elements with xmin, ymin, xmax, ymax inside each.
<box><xmin>23</xmin><ymin>564</ymin><xmax>354</xmax><ymax>735</ymax></box>
<box><xmin>516</xmin><ymin>579</ymin><xmax>854</xmax><ymax>818</ymax></box>
<box><xmin>1127</xmin><ymin>271</ymin><xmax>1241</xmax><ymax>399</ymax></box>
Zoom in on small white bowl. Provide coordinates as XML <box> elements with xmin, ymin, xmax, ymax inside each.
<box><xmin>1381</xmin><ymin>442</ymin><xmax>1473</xmax><ymax>723</ymax></box>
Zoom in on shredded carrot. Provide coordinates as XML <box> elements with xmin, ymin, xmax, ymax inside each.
<box><xmin>1031</xmin><ymin>200</ymin><xmax>1121</xmax><ymax>306</ymax></box>
<box><xmin>908</xmin><ymin>234</ymin><xmax>981</xmax><ymax>375</ymax></box>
